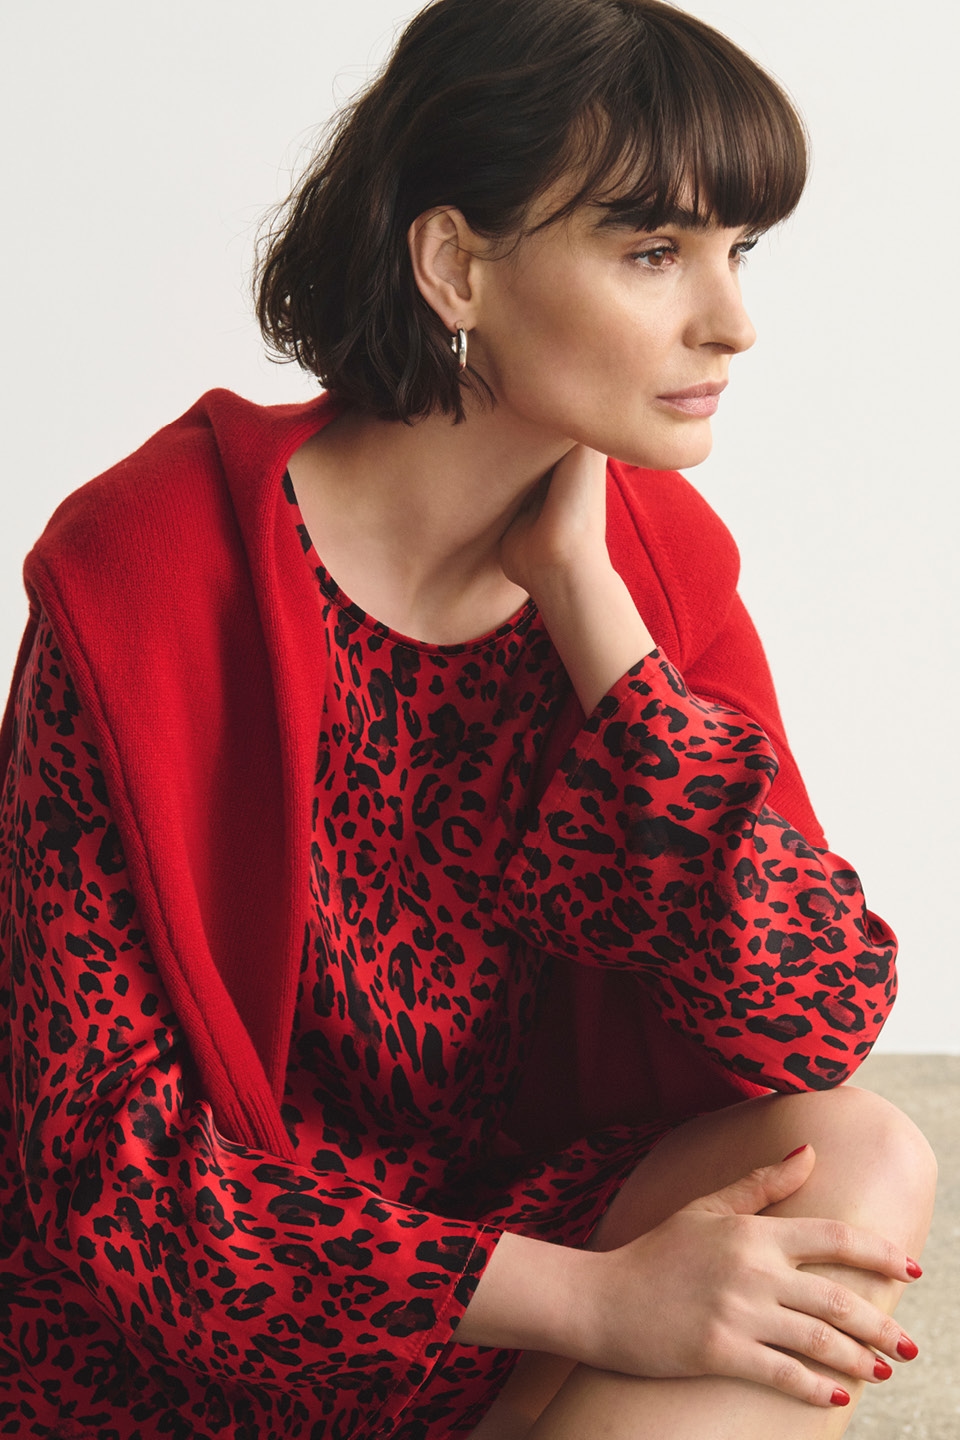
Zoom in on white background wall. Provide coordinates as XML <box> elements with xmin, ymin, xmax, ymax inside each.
<box><xmin>1</xmin><ymin>2</ymin><xmax>956</xmax><ymax>1051</ymax></box>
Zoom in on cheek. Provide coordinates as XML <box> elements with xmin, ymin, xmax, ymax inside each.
<box><xmin>479</xmin><ymin>310</ymin><xmax>586</xmax><ymax>423</ymax></box>
<box><xmin>493</xmin><ymin>266</ymin><xmax>592</xmax><ymax>357</ymax></box>
<box><xmin>483</xmin><ymin>271</ymin><xmax>650</xmax><ymax>418</ymax></box>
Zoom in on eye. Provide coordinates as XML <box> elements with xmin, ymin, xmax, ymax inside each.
<box><xmin>630</xmin><ymin>243</ymin><xmax>678</xmax><ymax>271</ymax></box>
<box><xmin>731</xmin><ymin>237</ymin><xmax>759</xmax><ymax>267</ymax></box>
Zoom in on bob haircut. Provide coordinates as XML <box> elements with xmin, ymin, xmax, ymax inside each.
<box><xmin>256</xmin><ymin>0</ymin><xmax>807</xmax><ymax>424</ymax></box>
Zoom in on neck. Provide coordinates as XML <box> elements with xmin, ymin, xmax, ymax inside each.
<box><xmin>288</xmin><ymin>394</ymin><xmax>575</xmax><ymax>637</ymax></box>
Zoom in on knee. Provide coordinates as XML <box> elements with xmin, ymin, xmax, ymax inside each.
<box><xmin>837</xmin><ymin>1083</ymin><xmax>935</xmax><ymax>1182</ymax></box>
<box><xmin>803</xmin><ymin>1083</ymin><xmax>938</xmax><ymax>1221</ymax></box>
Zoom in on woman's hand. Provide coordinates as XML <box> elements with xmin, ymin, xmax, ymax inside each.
<box><xmin>499</xmin><ymin>443</ymin><xmax>610</xmax><ymax>594</ymax></box>
<box><xmin>571</xmin><ymin>1145</ymin><xmax>919</xmax><ymax>1407</ymax></box>
<box><xmin>498</xmin><ymin>444</ymin><xmax>657</xmax><ymax>713</ymax></box>
<box><xmin>458</xmin><ymin>1147</ymin><xmax>920</xmax><ymax>1409</ymax></box>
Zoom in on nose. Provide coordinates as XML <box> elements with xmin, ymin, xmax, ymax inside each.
<box><xmin>686</xmin><ymin>259</ymin><xmax>757</xmax><ymax>356</ymax></box>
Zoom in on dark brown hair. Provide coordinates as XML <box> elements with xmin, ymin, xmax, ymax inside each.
<box><xmin>256</xmin><ymin>0</ymin><xmax>807</xmax><ymax>423</ymax></box>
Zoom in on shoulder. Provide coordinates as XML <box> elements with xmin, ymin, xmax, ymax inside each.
<box><xmin>29</xmin><ymin>395</ymin><xmax>224</xmax><ymax>585</ymax></box>
<box><xmin>27</xmin><ymin>389</ymin><xmax>332</xmax><ymax>589</ymax></box>
<box><xmin>606</xmin><ymin>458</ymin><xmax>741</xmax><ymax>667</ymax></box>
<box><xmin>30</xmin><ymin>391</ymin><xmax>331</xmax><ymax>564</ymax></box>
<box><xmin>22</xmin><ymin>388</ymin><xmax>336</xmax><ymax>708</ymax></box>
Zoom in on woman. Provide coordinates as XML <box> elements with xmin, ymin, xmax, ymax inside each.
<box><xmin>0</xmin><ymin>1</ymin><xmax>936</xmax><ymax>1437</ymax></box>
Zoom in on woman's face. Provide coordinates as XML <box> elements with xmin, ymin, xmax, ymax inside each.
<box><xmin>468</xmin><ymin>187</ymin><xmax>758</xmax><ymax>471</ymax></box>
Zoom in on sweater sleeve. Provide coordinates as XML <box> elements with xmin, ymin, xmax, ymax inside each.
<box><xmin>1</xmin><ymin>614</ymin><xmax>497</xmax><ymax>1419</ymax></box>
<box><xmin>494</xmin><ymin>641</ymin><xmax>897</xmax><ymax>1094</ymax></box>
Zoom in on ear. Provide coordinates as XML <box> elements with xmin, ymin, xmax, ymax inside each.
<box><xmin>407</xmin><ymin>207</ymin><xmax>484</xmax><ymax>335</ymax></box>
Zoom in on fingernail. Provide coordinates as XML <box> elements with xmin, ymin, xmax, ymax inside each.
<box><xmin>897</xmin><ymin>1335</ymin><xmax>919</xmax><ymax>1360</ymax></box>
<box><xmin>782</xmin><ymin>1144</ymin><xmax>808</xmax><ymax>1161</ymax></box>
<box><xmin>874</xmin><ymin>1358</ymin><xmax>893</xmax><ymax>1380</ymax></box>
<box><xmin>906</xmin><ymin>1258</ymin><xmax>923</xmax><ymax>1279</ymax></box>
<box><xmin>831</xmin><ymin>1388</ymin><xmax>851</xmax><ymax>1407</ymax></box>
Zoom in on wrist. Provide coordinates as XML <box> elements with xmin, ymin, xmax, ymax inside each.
<box><xmin>525</xmin><ymin>555</ymin><xmax>620</xmax><ymax>611</ymax></box>
<box><xmin>530</xmin><ymin>565</ymin><xmax>657</xmax><ymax>716</ymax></box>
<box><xmin>456</xmin><ymin>1231</ymin><xmax>601</xmax><ymax>1359</ymax></box>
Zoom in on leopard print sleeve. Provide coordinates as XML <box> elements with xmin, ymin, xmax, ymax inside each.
<box><xmin>495</xmin><ymin>650</ymin><xmax>897</xmax><ymax>1092</ymax></box>
<box><xmin>0</xmin><ymin>615</ymin><xmax>498</xmax><ymax>1433</ymax></box>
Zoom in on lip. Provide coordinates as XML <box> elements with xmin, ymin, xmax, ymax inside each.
<box><xmin>656</xmin><ymin>381</ymin><xmax>727</xmax><ymax>418</ymax></box>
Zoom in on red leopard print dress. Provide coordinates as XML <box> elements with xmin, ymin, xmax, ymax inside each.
<box><xmin>0</xmin><ymin>475</ymin><xmax>897</xmax><ymax>1439</ymax></box>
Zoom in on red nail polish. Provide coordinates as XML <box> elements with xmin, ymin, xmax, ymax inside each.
<box><xmin>874</xmin><ymin>1358</ymin><xmax>893</xmax><ymax>1380</ymax></box>
<box><xmin>906</xmin><ymin>1259</ymin><xmax>923</xmax><ymax>1279</ymax></box>
<box><xmin>831</xmin><ymin>1388</ymin><xmax>851</xmax><ymax>1407</ymax></box>
<box><xmin>897</xmin><ymin>1336</ymin><xmax>919</xmax><ymax>1360</ymax></box>
<box><xmin>782</xmin><ymin>1144</ymin><xmax>808</xmax><ymax>1161</ymax></box>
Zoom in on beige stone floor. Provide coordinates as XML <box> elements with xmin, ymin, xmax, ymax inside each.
<box><xmin>843</xmin><ymin>1055</ymin><xmax>958</xmax><ymax>1440</ymax></box>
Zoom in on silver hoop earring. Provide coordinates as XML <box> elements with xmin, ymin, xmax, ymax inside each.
<box><xmin>450</xmin><ymin>326</ymin><xmax>468</xmax><ymax>372</ymax></box>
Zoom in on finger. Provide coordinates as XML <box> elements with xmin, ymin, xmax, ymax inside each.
<box><xmin>784</xmin><ymin>1272</ymin><xmax>919</xmax><ymax>1367</ymax></box>
<box><xmin>771</xmin><ymin>1310</ymin><xmax>897</xmax><ymax>1387</ymax></box>
<box><xmin>687</xmin><ymin>1144</ymin><xmax>817</xmax><ymax>1220</ymax></box>
<box><xmin>547</xmin><ymin>445</ymin><xmax>608</xmax><ymax>506</ymax></box>
<box><xmin>551</xmin><ymin>444</ymin><xmax>607</xmax><ymax>482</ymax></box>
<box><xmin>710</xmin><ymin>1338</ymin><xmax>855</xmax><ymax>1409</ymax></box>
<box><xmin>784</xmin><ymin>1215</ymin><xmax>922</xmax><ymax>1285</ymax></box>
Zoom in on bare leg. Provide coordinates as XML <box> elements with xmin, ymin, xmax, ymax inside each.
<box><xmin>468</xmin><ymin>1085</ymin><xmax>936</xmax><ymax>1440</ymax></box>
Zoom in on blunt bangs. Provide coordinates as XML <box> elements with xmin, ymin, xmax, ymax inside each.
<box><xmin>533</xmin><ymin>10</ymin><xmax>808</xmax><ymax>236</ymax></box>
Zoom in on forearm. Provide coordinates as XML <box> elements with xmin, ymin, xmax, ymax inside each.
<box><xmin>456</xmin><ymin>1230</ymin><xmax>598</xmax><ymax>1356</ymax></box>
<box><xmin>531</xmin><ymin>562</ymin><xmax>657</xmax><ymax>716</ymax></box>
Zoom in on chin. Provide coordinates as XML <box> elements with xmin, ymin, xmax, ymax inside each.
<box><xmin>571</xmin><ymin>405</ymin><xmax>715</xmax><ymax>471</ymax></box>
<box><xmin>605</xmin><ymin>430</ymin><xmax>714</xmax><ymax>472</ymax></box>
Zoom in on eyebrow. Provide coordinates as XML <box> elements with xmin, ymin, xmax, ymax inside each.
<box><xmin>592</xmin><ymin>203</ymin><xmax>717</xmax><ymax>234</ymax></box>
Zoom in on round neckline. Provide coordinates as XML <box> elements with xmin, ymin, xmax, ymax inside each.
<box><xmin>283</xmin><ymin>470</ymin><xmax>539</xmax><ymax>656</ymax></box>
<box><xmin>312</xmin><ymin>560</ymin><xmax>539</xmax><ymax>656</ymax></box>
